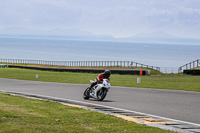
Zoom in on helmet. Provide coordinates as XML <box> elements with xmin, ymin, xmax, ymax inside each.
<box><xmin>104</xmin><ymin>69</ymin><xmax>111</xmax><ymax>77</ymax></box>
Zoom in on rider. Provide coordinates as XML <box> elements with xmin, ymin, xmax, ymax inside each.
<box><xmin>88</xmin><ymin>69</ymin><xmax>111</xmax><ymax>91</ymax></box>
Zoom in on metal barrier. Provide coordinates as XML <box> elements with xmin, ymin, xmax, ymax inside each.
<box><xmin>8</xmin><ymin>65</ymin><xmax>150</xmax><ymax>75</ymax></box>
<box><xmin>159</xmin><ymin>67</ymin><xmax>179</xmax><ymax>74</ymax></box>
<box><xmin>0</xmin><ymin>59</ymin><xmax>160</xmax><ymax>72</ymax></box>
<box><xmin>178</xmin><ymin>59</ymin><xmax>200</xmax><ymax>73</ymax></box>
<box><xmin>4</xmin><ymin>58</ymin><xmax>200</xmax><ymax>74</ymax></box>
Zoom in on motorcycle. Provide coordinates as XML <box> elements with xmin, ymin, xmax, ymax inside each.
<box><xmin>83</xmin><ymin>79</ymin><xmax>111</xmax><ymax>101</ymax></box>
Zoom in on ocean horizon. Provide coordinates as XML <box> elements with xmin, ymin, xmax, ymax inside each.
<box><xmin>0</xmin><ymin>36</ymin><xmax>199</xmax><ymax>73</ymax></box>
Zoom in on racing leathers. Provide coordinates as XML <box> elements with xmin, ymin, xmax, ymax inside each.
<box><xmin>89</xmin><ymin>71</ymin><xmax>111</xmax><ymax>91</ymax></box>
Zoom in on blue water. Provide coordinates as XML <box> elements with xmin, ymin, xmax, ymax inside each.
<box><xmin>0</xmin><ymin>37</ymin><xmax>199</xmax><ymax>68</ymax></box>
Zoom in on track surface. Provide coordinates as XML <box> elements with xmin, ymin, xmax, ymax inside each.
<box><xmin>0</xmin><ymin>78</ymin><xmax>199</xmax><ymax>124</ymax></box>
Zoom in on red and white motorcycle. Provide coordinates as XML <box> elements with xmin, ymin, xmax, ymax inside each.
<box><xmin>83</xmin><ymin>79</ymin><xmax>111</xmax><ymax>101</ymax></box>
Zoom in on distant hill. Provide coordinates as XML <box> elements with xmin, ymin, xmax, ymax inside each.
<box><xmin>0</xmin><ymin>27</ymin><xmax>200</xmax><ymax>44</ymax></box>
<box><xmin>132</xmin><ymin>31</ymin><xmax>175</xmax><ymax>38</ymax></box>
<box><xmin>0</xmin><ymin>27</ymin><xmax>114</xmax><ymax>41</ymax></box>
<box><xmin>0</xmin><ymin>27</ymin><xmax>95</xmax><ymax>37</ymax></box>
<box><xmin>117</xmin><ymin>31</ymin><xmax>200</xmax><ymax>44</ymax></box>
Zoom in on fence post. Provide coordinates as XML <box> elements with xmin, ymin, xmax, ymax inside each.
<box><xmin>193</xmin><ymin>61</ymin><xmax>195</xmax><ymax>68</ymax></box>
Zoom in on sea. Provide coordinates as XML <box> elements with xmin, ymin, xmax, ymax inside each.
<box><xmin>0</xmin><ymin>37</ymin><xmax>200</xmax><ymax>73</ymax></box>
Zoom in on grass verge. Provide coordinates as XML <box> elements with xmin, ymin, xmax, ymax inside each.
<box><xmin>0</xmin><ymin>68</ymin><xmax>200</xmax><ymax>92</ymax></box>
<box><xmin>0</xmin><ymin>93</ymin><xmax>173</xmax><ymax>133</ymax></box>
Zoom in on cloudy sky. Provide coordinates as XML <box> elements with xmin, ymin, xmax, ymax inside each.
<box><xmin>0</xmin><ymin>0</ymin><xmax>200</xmax><ymax>38</ymax></box>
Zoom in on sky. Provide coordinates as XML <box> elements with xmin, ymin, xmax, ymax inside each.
<box><xmin>0</xmin><ymin>0</ymin><xmax>200</xmax><ymax>38</ymax></box>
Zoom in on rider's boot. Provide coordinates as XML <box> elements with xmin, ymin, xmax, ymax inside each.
<box><xmin>89</xmin><ymin>82</ymin><xmax>97</xmax><ymax>92</ymax></box>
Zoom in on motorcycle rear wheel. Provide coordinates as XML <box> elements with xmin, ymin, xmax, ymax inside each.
<box><xmin>83</xmin><ymin>87</ymin><xmax>90</xmax><ymax>100</ymax></box>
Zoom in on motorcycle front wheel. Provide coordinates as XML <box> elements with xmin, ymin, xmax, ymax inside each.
<box><xmin>96</xmin><ymin>88</ymin><xmax>107</xmax><ymax>101</ymax></box>
<box><xmin>83</xmin><ymin>87</ymin><xmax>90</xmax><ymax>100</ymax></box>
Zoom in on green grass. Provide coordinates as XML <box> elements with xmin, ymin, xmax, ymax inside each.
<box><xmin>0</xmin><ymin>93</ymin><xmax>173</xmax><ymax>133</ymax></box>
<box><xmin>0</xmin><ymin>68</ymin><xmax>200</xmax><ymax>92</ymax></box>
<box><xmin>113</xmin><ymin>74</ymin><xmax>200</xmax><ymax>92</ymax></box>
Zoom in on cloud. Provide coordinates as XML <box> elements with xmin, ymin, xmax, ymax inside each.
<box><xmin>145</xmin><ymin>5</ymin><xmax>200</xmax><ymax>29</ymax></box>
<box><xmin>0</xmin><ymin>0</ymin><xmax>200</xmax><ymax>38</ymax></box>
<box><xmin>0</xmin><ymin>0</ymin><xmax>78</xmax><ymax>28</ymax></box>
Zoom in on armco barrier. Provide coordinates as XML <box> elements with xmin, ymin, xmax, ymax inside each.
<box><xmin>183</xmin><ymin>69</ymin><xmax>200</xmax><ymax>75</ymax></box>
<box><xmin>0</xmin><ymin>59</ymin><xmax>160</xmax><ymax>71</ymax></box>
<box><xmin>8</xmin><ymin>65</ymin><xmax>150</xmax><ymax>75</ymax></box>
<box><xmin>0</xmin><ymin>64</ymin><xmax>7</xmax><ymax>68</ymax></box>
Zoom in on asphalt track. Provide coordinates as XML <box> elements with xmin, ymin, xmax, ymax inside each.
<box><xmin>0</xmin><ymin>78</ymin><xmax>200</xmax><ymax>125</ymax></box>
